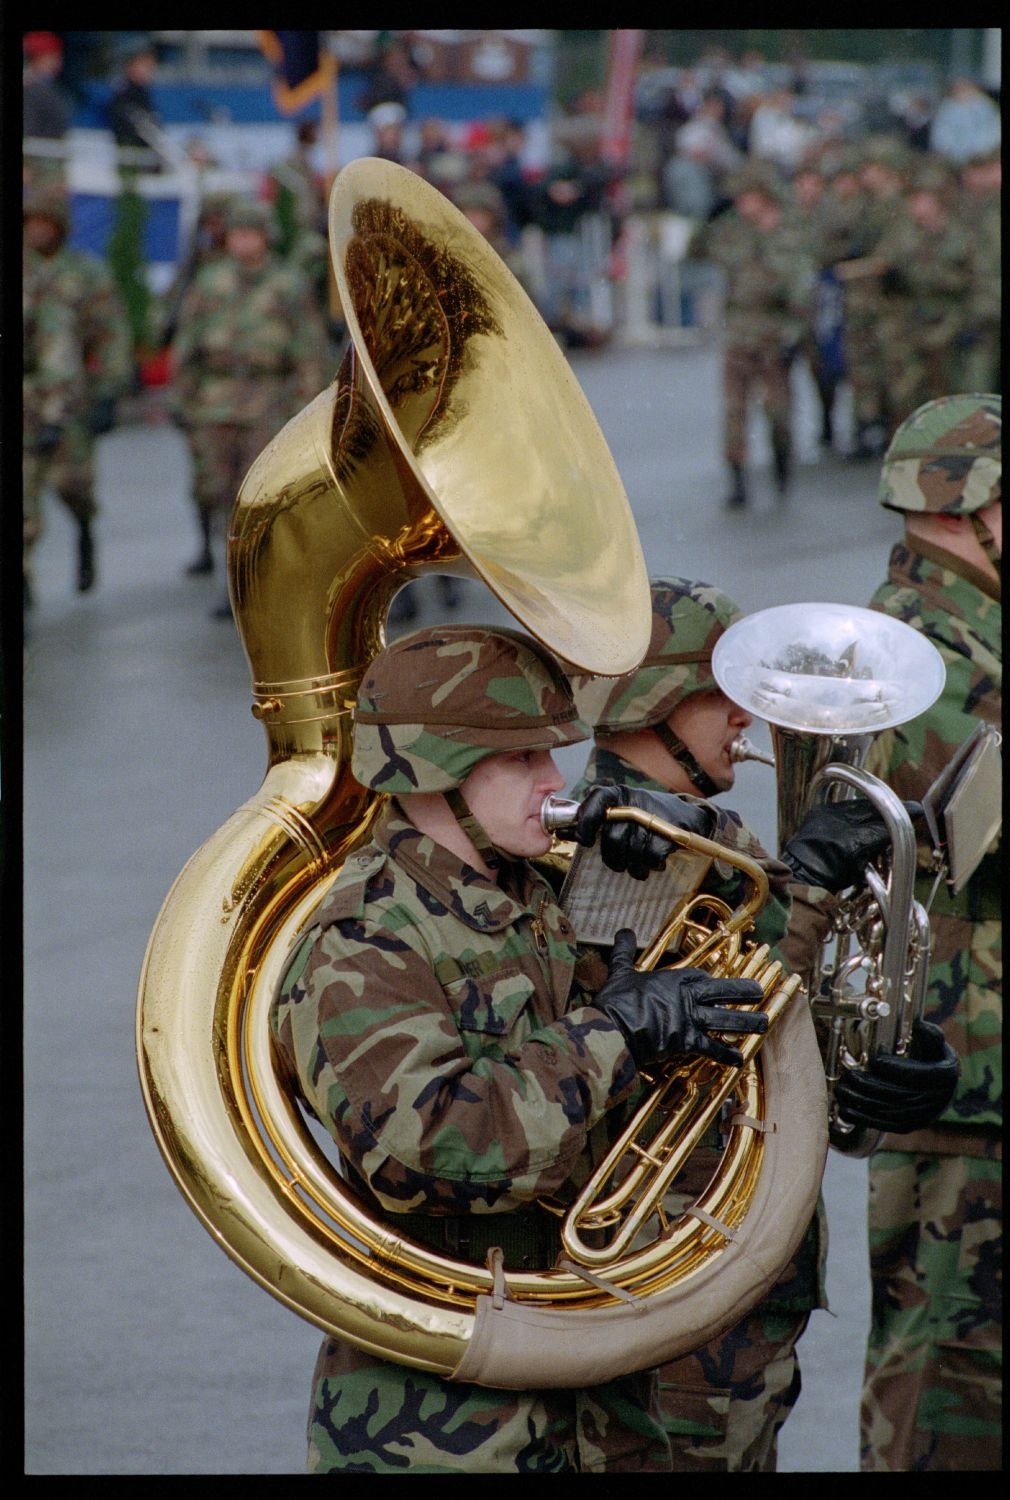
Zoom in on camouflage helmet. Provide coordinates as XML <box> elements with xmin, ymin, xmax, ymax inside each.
<box><xmin>224</xmin><ymin>198</ymin><xmax>276</xmax><ymax>240</ymax></box>
<box><xmin>878</xmin><ymin>394</ymin><xmax>1001</xmax><ymax>515</ymax></box>
<box><xmin>908</xmin><ymin>157</ymin><xmax>955</xmax><ymax>197</ymax></box>
<box><xmin>23</xmin><ymin>182</ymin><xmax>70</xmax><ymax>232</ymax></box>
<box><xmin>351</xmin><ymin>624</ymin><xmax>590</xmax><ymax>794</ymax></box>
<box><xmin>726</xmin><ymin>160</ymin><xmax>787</xmax><ymax>204</ymax></box>
<box><xmin>572</xmin><ymin>578</ymin><xmax>743</xmax><ymax>733</ymax></box>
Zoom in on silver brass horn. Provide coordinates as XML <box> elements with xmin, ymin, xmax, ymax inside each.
<box><xmin>713</xmin><ymin>602</ymin><xmax>946</xmax><ymax>1156</ymax></box>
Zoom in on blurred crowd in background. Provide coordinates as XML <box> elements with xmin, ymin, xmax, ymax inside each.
<box><xmin>23</xmin><ymin>29</ymin><xmax>1001</xmax><ymax>610</ymax></box>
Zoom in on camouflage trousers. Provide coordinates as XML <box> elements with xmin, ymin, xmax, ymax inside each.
<box><xmin>845</xmin><ymin>313</ymin><xmax>891</xmax><ymax>429</ymax></box>
<box><xmin>23</xmin><ymin>426</ymin><xmax>98</xmax><ymax>551</ymax></box>
<box><xmin>185</xmin><ymin>418</ymin><xmax>280</xmax><ymax>518</ymax></box>
<box><xmin>880</xmin><ymin>325</ymin><xmax>962</xmax><ymax>437</ymax></box>
<box><xmin>860</xmin><ymin>1144</ymin><xmax>1002</xmax><ymax>1471</ymax></box>
<box><xmin>722</xmin><ymin>342</ymin><xmax>791</xmax><ymax>467</ymax></box>
<box><xmin>305</xmin><ymin>1337</ymin><xmax>672</xmax><ymax>1473</ymax></box>
<box><xmin>657</xmin><ymin>1308</ymin><xmax>809</xmax><ymax>1471</ymax></box>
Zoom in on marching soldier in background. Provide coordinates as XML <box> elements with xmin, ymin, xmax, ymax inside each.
<box><xmin>23</xmin><ymin>245</ymin><xmax>83</xmax><ymax>611</ymax></box>
<box><xmin>156</xmin><ymin>189</ymin><xmax>233</xmax><ymax>353</ymax></box>
<box><xmin>688</xmin><ymin>162</ymin><xmax>815</xmax><ymax>508</ymax></box>
<box><xmin>837</xmin><ymin>138</ymin><xmax>913</xmax><ymax>459</ymax></box>
<box><xmin>869</xmin><ymin>160</ymin><xmax>975</xmax><ymax>432</ymax></box>
<box><xmin>860</xmin><ymin>394</ymin><xmax>1002</xmax><ymax>1471</ymax></box>
<box><xmin>22</xmin><ymin>183</ymin><xmax>133</xmax><ymax>596</ymax></box>
<box><xmin>788</xmin><ymin>154</ymin><xmax>845</xmax><ymax>454</ymax></box>
<box><xmin>568</xmin><ymin>579</ymin><xmax>957</xmax><ymax>1471</ymax></box>
<box><xmin>169</xmin><ymin>198</ymin><xmax>329</xmax><ymax>610</ymax></box>
<box><xmin>958</xmin><ymin>148</ymin><xmax>1001</xmax><ymax>396</ymax></box>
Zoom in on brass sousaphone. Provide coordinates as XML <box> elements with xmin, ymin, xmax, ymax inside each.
<box><xmin>137</xmin><ymin>159</ymin><xmax>826</xmax><ymax>1390</ymax></box>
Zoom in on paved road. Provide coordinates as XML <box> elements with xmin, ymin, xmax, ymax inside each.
<box><xmin>23</xmin><ymin>342</ymin><xmax>901</xmax><ymax>1473</ymax></box>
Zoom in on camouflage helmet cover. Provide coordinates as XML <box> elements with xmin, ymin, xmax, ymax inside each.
<box><xmin>572</xmin><ymin>578</ymin><xmax>743</xmax><ymax>732</ymax></box>
<box><xmin>725</xmin><ymin>160</ymin><xmax>787</xmax><ymax>204</ymax></box>
<box><xmin>224</xmin><ymin>198</ymin><xmax>276</xmax><ymax>239</ymax></box>
<box><xmin>23</xmin><ymin>182</ymin><xmax>70</xmax><ymax>231</ymax></box>
<box><xmin>879</xmin><ymin>394</ymin><xmax>1001</xmax><ymax>515</ymax></box>
<box><xmin>351</xmin><ymin>625</ymin><xmax>590</xmax><ymax>794</ymax></box>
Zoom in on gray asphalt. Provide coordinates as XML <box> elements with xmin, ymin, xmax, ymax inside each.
<box><xmin>23</xmin><ymin>341</ymin><xmax>901</xmax><ymax>1473</ymax></box>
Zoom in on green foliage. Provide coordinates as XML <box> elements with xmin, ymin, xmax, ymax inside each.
<box><xmin>106</xmin><ymin>171</ymin><xmax>152</xmax><ymax>354</ymax></box>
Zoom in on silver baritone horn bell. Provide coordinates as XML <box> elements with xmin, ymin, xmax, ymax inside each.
<box><xmin>712</xmin><ymin>602</ymin><xmax>946</xmax><ymax>1156</ymax></box>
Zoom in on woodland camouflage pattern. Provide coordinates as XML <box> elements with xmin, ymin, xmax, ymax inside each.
<box><xmin>23</xmin><ymin>192</ymin><xmax>132</xmax><ymax>547</ymax></box>
<box><xmin>571</xmin><ymin>746</ymin><xmax>828</xmax><ymax>1471</ymax></box>
<box><xmin>272</xmin><ymin>801</ymin><xmax>672</xmax><ymax>1472</ymax></box>
<box><xmin>352</xmin><ymin>626</ymin><xmax>590</xmax><ymax>794</ymax></box>
<box><xmin>569</xmin><ymin>578</ymin><xmax>743</xmax><ymax>733</ymax></box>
<box><xmin>877</xmin><ymin>393</ymin><xmax>1001</xmax><ymax>516</ymax></box>
<box><xmin>861</xmin><ymin>521</ymin><xmax>1001</xmax><ymax>1469</ymax></box>
<box><xmin>171</xmin><ymin>244</ymin><xmax>327</xmax><ymax>518</ymax></box>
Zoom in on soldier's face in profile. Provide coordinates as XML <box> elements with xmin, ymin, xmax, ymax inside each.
<box><xmin>24</xmin><ymin>214</ymin><xmax>61</xmax><ymax>254</ymax></box>
<box><xmin>665</xmin><ymin>688</ymin><xmax>752</xmax><ymax>794</ymax></box>
<box><xmin>227</xmin><ymin>227</ymin><xmax>269</xmax><ymax>265</ymax></box>
<box><xmin>461</xmin><ymin>749</ymin><xmax>565</xmax><ymax>859</ymax></box>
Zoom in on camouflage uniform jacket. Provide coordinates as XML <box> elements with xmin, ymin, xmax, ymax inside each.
<box><xmin>171</xmin><ymin>255</ymin><xmax>328</xmax><ymax>426</ymax></box>
<box><xmin>23</xmin><ymin>244</ymin><xmax>133</xmax><ymax>412</ymax></box>
<box><xmin>271</xmin><ymin>801</ymin><xmax>639</xmax><ymax>1220</ymax></box>
<box><xmin>689</xmin><ymin>212</ymin><xmax>815</xmax><ymax>350</ymax></box>
<box><xmin>572</xmin><ymin>746</ymin><xmax>829</xmax><ymax>1314</ymax></box>
<box><xmin>873</xmin><ymin>213</ymin><xmax>975</xmax><ymax>346</ymax></box>
<box><xmin>23</xmin><ymin>269</ymin><xmax>83</xmax><ymax>437</ymax></box>
<box><xmin>868</xmin><ymin>541</ymin><xmax>1001</xmax><ymax>1145</ymax></box>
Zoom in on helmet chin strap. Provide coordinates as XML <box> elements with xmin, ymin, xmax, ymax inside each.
<box><xmin>970</xmin><ymin>510</ymin><xmax>1002</xmax><ymax>578</ymax></box>
<box><xmin>652</xmin><ymin>722</ymin><xmax>721</xmax><ymax>799</ymax></box>
<box><xmin>444</xmin><ymin>787</ymin><xmax>502</xmax><ymax>870</ymax></box>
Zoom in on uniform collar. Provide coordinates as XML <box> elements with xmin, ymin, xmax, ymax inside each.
<box><xmin>375</xmin><ymin>801</ymin><xmax>534</xmax><ymax>933</ymax></box>
<box><xmin>890</xmin><ymin>538</ymin><xmax>1000</xmax><ymax>605</ymax></box>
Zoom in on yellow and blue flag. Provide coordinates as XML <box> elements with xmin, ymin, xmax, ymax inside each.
<box><xmin>257</xmin><ymin>30</ymin><xmax>335</xmax><ymax>114</ymax></box>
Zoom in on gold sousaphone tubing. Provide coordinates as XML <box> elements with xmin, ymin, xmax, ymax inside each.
<box><xmin>539</xmin><ymin>797</ymin><xmax>802</xmax><ymax>1267</ymax></box>
<box><xmin>137</xmin><ymin>159</ymin><xmax>825</xmax><ymax>1388</ymax></box>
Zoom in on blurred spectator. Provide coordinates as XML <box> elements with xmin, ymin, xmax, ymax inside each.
<box><xmin>526</xmin><ymin>119</ymin><xmax>616</xmax><ymax>347</ymax></box>
<box><xmin>358</xmin><ymin>38</ymin><xmax>419</xmax><ymax>116</ymax></box>
<box><xmin>663</xmin><ymin>92</ymin><xmax>742</xmax><ymax>218</ymax></box>
<box><xmin>106</xmin><ymin>39</ymin><xmax>162</xmax><ymax>161</ymax></box>
<box><xmin>747</xmin><ymin>86</ymin><xmax>819</xmax><ymax>174</ymax></box>
<box><xmin>929</xmin><ymin>77</ymin><xmax>1001</xmax><ymax>165</ymax></box>
<box><xmin>488</xmin><ymin>118</ymin><xmax>534</xmax><ymax>244</ymax></box>
<box><xmin>453</xmin><ymin>180</ymin><xmax>536</xmax><ymax>301</ymax></box>
<box><xmin>368</xmin><ymin>102</ymin><xmax>408</xmax><ymax>164</ymax></box>
<box><xmin>23</xmin><ymin>31</ymin><xmax>73</xmax><ymax>143</ymax></box>
<box><xmin>900</xmin><ymin>93</ymin><xmax>936</xmax><ymax>153</ymax></box>
<box><xmin>415</xmin><ymin>117</ymin><xmax>456</xmax><ymax>177</ymax></box>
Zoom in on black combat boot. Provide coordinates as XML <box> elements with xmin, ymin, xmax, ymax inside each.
<box><xmin>772</xmin><ymin>436</ymin><xmax>792</xmax><ymax>497</ymax></box>
<box><xmin>186</xmin><ymin>510</ymin><xmax>215</xmax><ymax>575</ymax></box>
<box><xmin>724</xmin><ymin>464</ymin><xmax>747</xmax><ymax>508</ymax></box>
<box><xmin>77</xmin><ymin>518</ymin><xmax>96</xmax><ymax>592</ymax></box>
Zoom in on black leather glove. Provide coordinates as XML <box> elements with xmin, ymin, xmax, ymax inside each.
<box><xmin>834</xmin><ymin>1019</ymin><xmax>959</xmax><ymax>1133</ymax></box>
<box><xmin>573</xmin><ymin>784</ymin><xmax>716</xmax><ymax>882</ymax></box>
<box><xmin>594</xmin><ymin>929</ymin><xmax>766</xmax><ymax>1069</ymax></box>
<box><xmin>32</xmin><ymin>423</ymin><xmax>64</xmax><ymax>456</ymax></box>
<box><xmin>88</xmin><ymin>396</ymin><xmax>116</xmax><ymax>436</ymax></box>
<box><xmin>781</xmin><ymin>797</ymin><xmax>924</xmax><ymax>893</ymax></box>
